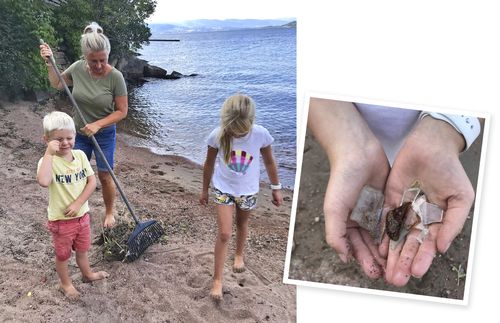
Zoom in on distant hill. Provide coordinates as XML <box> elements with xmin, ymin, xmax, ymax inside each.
<box><xmin>149</xmin><ymin>19</ymin><xmax>296</xmax><ymax>36</ymax></box>
<box><xmin>282</xmin><ymin>21</ymin><xmax>296</xmax><ymax>28</ymax></box>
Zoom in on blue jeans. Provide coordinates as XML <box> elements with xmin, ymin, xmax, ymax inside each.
<box><xmin>75</xmin><ymin>125</ymin><xmax>116</xmax><ymax>172</ymax></box>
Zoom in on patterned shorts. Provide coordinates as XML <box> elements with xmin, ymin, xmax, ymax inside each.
<box><xmin>213</xmin><ymin>188</ymin><xmax>258</xmax><ymax>211</ymax></box>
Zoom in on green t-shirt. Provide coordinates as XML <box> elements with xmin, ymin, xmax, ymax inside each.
<box><xmin>63</xmin><ymin>60</ymin><xmax>127</xmax><ymax>132</ymax></box>
<box><xmin>37</xmin><ymin>150</ymin><xmax>95</xmax><ymax>221</ymax></box>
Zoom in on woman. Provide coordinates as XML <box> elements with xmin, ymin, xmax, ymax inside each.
<box><xmin>40</xmin><ymin>22</ymin><xmax>128</xmax><ymax>228</ymax></box>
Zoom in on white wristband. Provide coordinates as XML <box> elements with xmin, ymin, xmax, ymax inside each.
<box><xmin>419</xmin><ymin>111</ymin><xmax>480</xmax><ymax>151</ymax></box>
<box><xmin>270</xmin><ymin>183</ymin><xmax>282</xmax><ymax>190</ymax></box>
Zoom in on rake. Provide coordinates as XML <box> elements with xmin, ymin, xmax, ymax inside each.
<box><xmin>40</xmin><ymin>39</ymin><xmax>164</xmax><ymax>261</ymax></box>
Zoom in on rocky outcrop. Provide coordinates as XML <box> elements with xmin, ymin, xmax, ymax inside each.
<box><xmin>117</xmin><ymin>54</ymin><xmax>197</xmax><ymax>84</ymax></box>
<box><xmin>143</xmin><ymin>65</ymin><xmax>168</xmax><ymax>78</ymax></box>
<box><xmin>116</xmin><ymin>55</ymin><xmax>149</xmax><ymax>85</ymax></box>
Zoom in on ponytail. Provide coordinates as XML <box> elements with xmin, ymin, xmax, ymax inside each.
<box><xmin>218</xmin><ymin>94</ymin><xmax>256</xmax><ymax>164</ymax></box>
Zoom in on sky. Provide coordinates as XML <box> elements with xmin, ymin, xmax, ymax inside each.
<box><xmin>147</xmin><ymin>0</ymin><xmax>297</xmax><ymax>24</ymax></box>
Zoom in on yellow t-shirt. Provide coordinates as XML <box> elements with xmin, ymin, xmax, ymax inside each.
<box><xmin>37</xmin><ymin>150</ymin><xmax>95</xmax><ymax>221</ymax></box>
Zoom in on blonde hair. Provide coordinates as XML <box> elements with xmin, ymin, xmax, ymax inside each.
<box><xmin>43</xmin><ymin>111</ymin><xmax>75</xmax><ymax>136</ymax></box>
<box><xmin>218</xmin><ymin>94</ymin><xmax>256</xmax><ymax>164</ymax></box>
<box><xmin>81</xmin><ymin>22</ymin><xmax>111</xmax><ymax>57</ymax></box>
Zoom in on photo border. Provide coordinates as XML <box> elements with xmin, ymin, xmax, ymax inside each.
<box><xmin>284</xmin><ymin>90</ymin><xmax>490</xmax><ymax>306</ymax></box>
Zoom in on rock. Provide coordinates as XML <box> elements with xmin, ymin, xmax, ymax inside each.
<box><xmin>116</xmin><ymin>54</ymin><xmax>148</xmax><ymax>84</ymax></box>
<box><xmin>116</xmin><ymin>55</ymin><xmax>196</xmax><ymax>83</ymax></box>
<box><xmin>165</xmin><ymin>71</ymin><xmax>183</xmax><ymax>79</ymax></box>
<box><xmin>143</xmin><ymin>65</ymin><xmax>168</xmax><ymax>78</ymax></box>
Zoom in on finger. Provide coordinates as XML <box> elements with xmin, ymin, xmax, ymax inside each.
<box><xmin>378</xmin><ymin>234</ymin><xmax>390</xmax><ymax>259</ymax></box>
<box><xmin>389</xmin><ymin>231</ymin><xmax>421</xmax><ymax>286</ymax></box>
<box><xmin>278</xmin><ymin>197</ymin><xmax>283</xmax><ymax>206</ymax></box>
<box><xmin>324</xmin><ymin>208</ymin><xmax>351</xmax><ymax>262</ymax></box>
<box><xmin>436</xmin><ymin>192</ymin><xmax>474</xmax><ymax>253</ymax></box>
<box><xmin>384</xmin><ymin>174</ymin><xmax>406</xmax><ymax>207</ymax></box>
<box><xmin>348</xmin><ymin>228</ymin><xmax>382</xmax><ymax>279</ymax></box>
<box><xmin>384</xmin><ymin>237</ymin><xmax>404</xmax><ymax>283</ymax></box>
<box><xmin>377</xmin><ymin>207</ymin><xmax>391</xmax><ymax>258</ymax></box>
<box><xmin>411</xmin><ymin>225</ymin><xmax>438</xmax><ymax>278</ymax></box>
<box><xmin>360</xmin><ymin>229</ymin><xmax>386</xmax><ymax>269</ymax></box>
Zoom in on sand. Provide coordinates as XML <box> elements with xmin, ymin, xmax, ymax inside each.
<box><xmin>0</xmin><ymin>99</ymin><xmax>295</xmax><ymax>322</ymax></box>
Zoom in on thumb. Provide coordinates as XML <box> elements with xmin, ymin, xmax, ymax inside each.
<box><xmin>436</xmin><ymin>190</ymin><xmax>474</xmax><ymax>253</ymax></box>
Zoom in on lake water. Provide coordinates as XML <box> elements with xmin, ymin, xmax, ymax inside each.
<box><xmin>120</xmin><ymin>27</ymin><xmax>296</xmax><ymax>188</ymax></box>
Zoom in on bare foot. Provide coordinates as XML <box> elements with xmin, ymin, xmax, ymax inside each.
<box><xmin>233</xmin><ymin>255</ymin><xmax>246</xmax><ymax>273</ymax></box>
<box><xmin>83</xmin><ymin>271</ymin><xmax>109</xmax><ymax>283</ymax></box>
<box><xmin>210</xmin><ymin>280</ymin><xmax>223</xmax><ymax>301</ymax></box>
<box><xmin>103</xmin><ymin>214</ymin><xmax>116</xmax><ymax>228</ymax></box>
<box><xmin>60</xmin><ymin>283</ymin><xmax>80</xmax><ymax>300</ymax></box>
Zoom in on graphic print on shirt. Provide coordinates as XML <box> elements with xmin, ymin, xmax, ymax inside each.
<box><xmin>227</xmin><ymin>150</ymin><xmax>253</xmax><ymax>175</ymax></box>
<box><xmin>54</xmin><ymin>167</ymin><xmax>89</xmax><ymax>184</ymax></box>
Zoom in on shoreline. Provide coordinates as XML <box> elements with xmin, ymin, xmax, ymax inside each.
<box><xmin>117</xmin><ymin>135</ymin><xmax>296</xmax><ymax>193</ymax></box>
<box><xmin>118</xmin><ymin>131</ymin><xmax>296</xmax><ymax>191</ymax></box>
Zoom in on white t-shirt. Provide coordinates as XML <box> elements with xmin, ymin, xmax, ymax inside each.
<box><xmin>354</xmin><ymin>103</ymin><xmax>480</xmax><ymax>164</ymax></box>
<box><xmin>355</xmin><ymin>103</ymin><xmax>420</xmax><ymax>164</ymax></box>
<box><xmin>207</xmin><ymin>124</ymin><xmax>274</xmax><ymax>195</ymax></box>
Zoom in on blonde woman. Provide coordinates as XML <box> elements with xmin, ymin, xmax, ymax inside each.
<box><xmin>40</xmin><ymin>22</ymin><xmax>128</xmax><ymax>228</ymax></box>
<box><xmin>200</xmin><ymin>94</ymin><xmax>283</xmax><ymax>300</ymax></box>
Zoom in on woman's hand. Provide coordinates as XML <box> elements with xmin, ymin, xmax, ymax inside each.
<box><xmin>380</xmin><ymin>116</ymin><xmax>475</xmax><ymax>286</ymax></box>
<box><xmin>308</xmin><ymin>98</ymin><xmax>389</xmax><ymax>279</ymax></box>
<box><xmin>39</xmin><ymin>43</ymin><xmax>53</xmax><ymax>62</ymax></box>
<box><xmin>80</xmin><ymin>122</ymin><xmax>102</xmax><ymax>136</ymax></box>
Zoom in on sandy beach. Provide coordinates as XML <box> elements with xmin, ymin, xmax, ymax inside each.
<box><xmin>0</xmin><ymin>99</ymin><xmax>295</xmax><ymax>322</ymax></box>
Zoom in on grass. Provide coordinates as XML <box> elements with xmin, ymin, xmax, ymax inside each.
<box><xmin>451</xmin><ymin>263</ymin><xmax>466</xmax><ymax>286</ymax></box>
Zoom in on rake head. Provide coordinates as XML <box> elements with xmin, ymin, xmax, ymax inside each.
<box><xmin>125</xmin><ymin>220</ymin><xmax>165</xmax><ymax>262</ymax></box>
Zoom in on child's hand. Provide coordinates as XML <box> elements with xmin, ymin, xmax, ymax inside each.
<box><xmin>46</xmin><ymin>140</ymin><xmax>60</xmax><ymax>156</ymax></box>
<box><xmin>199</xmin><ymin>191</ymin><xmax>209</xmax><ymax>205</ymax></box>
<box><xmin>271</xmin><ymin>189</ymin><xmax>283</xmax><ymax>207</ymax></box>
<box><xmin>64</xmin><ymin>201</ymin><xmax>82</xmax><ymax>217</ymax></box>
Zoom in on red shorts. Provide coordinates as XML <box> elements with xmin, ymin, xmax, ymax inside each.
<box><xmin>47</xmin><ymin>213</ymin><xmax>91</xmax><ymax>261</ymax></box>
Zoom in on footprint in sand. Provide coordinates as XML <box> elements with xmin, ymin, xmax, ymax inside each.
<box><xmin>186</xmin><ymin>269</ymin><xmax>212</xmax><ymax>289</ymax></box>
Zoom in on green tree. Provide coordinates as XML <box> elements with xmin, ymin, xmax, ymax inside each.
<box><xmin>0</xmin><ymin>0</ymin><xmax>156</xmax><ymax>99</ymax></box>
<box><xmin>0</xmin><ymin>0</ymin><xmax>57</xmax><ymax>99</ymax></box>
<box><xmin>52</xmin><ymin>0</ymin><xmax>156</xmax><ymax>63</ymax></box>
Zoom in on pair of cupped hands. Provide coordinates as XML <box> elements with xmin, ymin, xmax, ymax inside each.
<box><xmin>308</xmin><ymin>99</ymin><xmax>475</xmax><ymax>286</ymax></box>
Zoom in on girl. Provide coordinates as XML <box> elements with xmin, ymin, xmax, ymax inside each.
<box><xmin>199</xmin><ymin>94</ymin><xmax>283</xmax><ymax>300</ymax></box>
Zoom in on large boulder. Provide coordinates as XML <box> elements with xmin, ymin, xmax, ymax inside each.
<box><xmin>116</xmin><ymin>55</ymin><xmax>148</xmax><ymax>84</ymax></box>
<box><xmin>143</xmin><ymin>65</ymin><xmax>168</xmax><ymax>78</ymax></box>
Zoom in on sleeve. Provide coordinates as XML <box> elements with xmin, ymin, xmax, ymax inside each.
<box><xmin>206</xmin><ymin>127</ymin><xmax>220</xmax><ymax>148</ymax></box>
<box><xmin>113</xmin><ymin>70</ymin><xmax>128</xmax><ymax>97</ymax></box>
<box><xmin>77</xmin><ymin>150</ymin><xmax>95</xmax><ymax>177</ymax></box>
<box><xmin>61</xmin><ymin>60</ymin><xmax>78</xmax><ymax>79</ymax></box>
<box><xmin>419</xmin><ymin>112</ymin><xmax>480</xmax><ymax>151</ymax></box>
<box><xmin>37</xmin><ymin>157</ymin><xmax>43</xmax><ymax>173</ymax></box>
<box><xmin>260</xmin><ymin>126</ymin><xmax>274</xmax><ymax>148</ymax></box>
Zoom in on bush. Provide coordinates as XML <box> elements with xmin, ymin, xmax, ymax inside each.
<box><xmin>0</xmin><ymin>0</ymin><xmax>156</xmax><ymax>100</ymax></box>
<box><xmin>0</xmin><ymin>0</ymin><xmax>57</xmax><ymax>99</ymax></box>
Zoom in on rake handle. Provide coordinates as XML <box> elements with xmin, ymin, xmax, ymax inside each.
<box><xmin>40</xmin><ymin>39</ymin><xmax>140</xmax><ymax>224</ymax></box>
